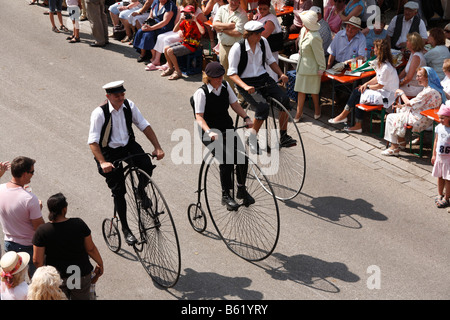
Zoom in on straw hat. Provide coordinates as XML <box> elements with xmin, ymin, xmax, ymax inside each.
<box><xmin>344</xmin><ymin>16</ymin><xmax>362</xmax><ymax>29</ymax></box>
<box><xmin>0</xmin><ymin>251</ymin><xmax>30</xmax><ymax>277</ymax></box>
<box><xmin>300</xmin><ymin>10</ymin><xmax>320</xmax><ymax>31</ymax></box>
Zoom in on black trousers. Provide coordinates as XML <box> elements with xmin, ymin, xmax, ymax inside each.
<box><xmin>203</xmin><ymin>130</ymin><xmax>248</xmax><ymax>192</ymax></box>
<box><xmin>96</xmin><ymin>140</ymin><xmax>154</xmax><ymax>231</ymax></box>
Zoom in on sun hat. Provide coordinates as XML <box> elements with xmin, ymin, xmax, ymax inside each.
<box><xmin>438</xmin><ymin>104</ymin><xmax>450</xmax><ymax>117</ymax></box>
<box><xmin>300</xmin><ymin>10</ymin><xmax>320</xmax><ymax>31</ymax></box>
<box><xmin>0</xmin><ymin>252</ymin><xmax>30</xmax><ymax>287</ymax></box>
<box><xmin>404</xmin><ymin>1</ymin><xmax>419</xmax><ymax>10</ymax></box>
<box><xmin>102</xmin><ymin>80</ymin><xmax>126</xmax><ymax>94</ymax></box>
<box><xmin>344</xmin><ymin>16</ymin><xmax>362</xmax><ymax>29</ymax></box>
<box><xmin>205</xmin><ymin>61</ymin><xmax>225</xmax><ymax>78</ymax></box>
<box><xmin>244</xmin><ymin>20</ymin><xmax>265</xmax><ymax>33</ymax></box>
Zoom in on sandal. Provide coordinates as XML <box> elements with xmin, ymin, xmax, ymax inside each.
<box><xmin>435</xmin><ymin>195</ymin><xmax>444</xmax><ymax>205</ymax></box>
<box><xmin>52</xmin><ymin>26</ymin><xmax>60</xmax><ymax>33</ymax></box>
<box><xmin>69</xmin><ymin>37</ymin><xmax>80</xmax><ymax>43</ymax></box>
<box><xmin>168</xmin><ymin>71</ymin><xmax>182</xmax><ymax>80</ymax></box>
<box><xmin>60</xmin><ymin>25</ymin><xmax>69</xmax><ymax>32</ymax></box>
<box><xmin>161</xmin><ymin>68</ymin><xmax>174</xmax><ymax>77</ymax></box>
<box><xmin>381</xmin><ymin>148</ymin><xmax>399</xmax><ymax>156</ymax></box>
<box><xmin>398</xmin><ymin>141</ymin><xmax>407</xmax><ymax>150</ymax></box>
<box><xmin>436</xmin><ymin>198</ymin><xmax>449</xmax><ymax>208</ymax></box>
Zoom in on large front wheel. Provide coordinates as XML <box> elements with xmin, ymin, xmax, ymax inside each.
<box><xmin>124</xmin><ymin>167</ymin><xmax>181</xmax><ymax>288</ymax></box>
<box><xmin>204</xmin><ymin>153</ymin><xmax>280</xmax><ymax>261</ymax></box>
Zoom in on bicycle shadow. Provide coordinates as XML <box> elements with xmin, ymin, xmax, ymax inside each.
<box><xmin>171</xmin><ymin>268</ymin><xmax>264</xmax><ymax>300</ymax></box>
<box><xmin>253</xmin><ymin>252</ymin><xmax>360</xmax><ymax>294</ymax></box>
<box><xmin>284</xmin><ymin>193</ymin><xmax>387</xmax><ymax>229</ymax></box>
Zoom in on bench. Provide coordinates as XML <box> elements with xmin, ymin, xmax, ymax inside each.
<box><xmin>356</xmin><ymin>104</ymin><xmax>385</xmax><ymax>137</ymax></box>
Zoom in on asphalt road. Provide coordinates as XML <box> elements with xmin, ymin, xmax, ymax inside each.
<box><xmin>1</xmin><ymin>0</ymin><xmax>449</xmax><ymax>306</ymax></box>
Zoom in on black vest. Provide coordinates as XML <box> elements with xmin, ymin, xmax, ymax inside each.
<box><xmin>99</xmin><ymin>99</ymin><xmax>135</xmax><ymax>151</ymax></box>
<box><xmin>237</xmin><ymin>38</ymin><xmax>266</xmax><ymax>77</ymax></box>
<box><xmin>202</xmin><ymin>82</ymin><xmax>234</xmax><ymax>132</ymax></box>
<box><xmin>391</xmin><ymin>15</ymin><xmax>421</xmax><ymax>50</ymax></box>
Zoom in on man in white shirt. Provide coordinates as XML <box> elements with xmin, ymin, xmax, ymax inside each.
<box><xmin>386</xmin><ymin>1</ymin><xmax>428</xmax><ymax>50</ymax></box>
<box><xmin>88</xmin><ymin>80</ymin><xmax>164</xmax><ymax>245</ymax></box>
<box><xmin>213</xmin><ymin>0</ymin><xmax>248</xmax><ymax>89</ymax></box>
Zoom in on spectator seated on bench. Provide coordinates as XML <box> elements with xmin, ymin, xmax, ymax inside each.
<box><xmin>381</xmin><ymin>67</ymin><xmax>446</xmax><ymax>156</ymax></box>
<box><xmin>328</xmin><ymin>39</ymin><xmax>398</xmax><ymax>133</ymax></box>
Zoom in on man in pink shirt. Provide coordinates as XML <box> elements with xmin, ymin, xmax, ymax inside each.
<box><xmin>0</xmin><ymin>156</ymin><xmax>44</xmax><ymax>277</ymax></box>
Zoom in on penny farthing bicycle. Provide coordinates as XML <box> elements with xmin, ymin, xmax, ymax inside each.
<box><xmin>102</xmin><ymin>153</ymin><xmax>181</xmax><ymax>288</ymax></box>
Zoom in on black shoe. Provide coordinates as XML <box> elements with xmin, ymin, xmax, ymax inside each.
<box><xmin>236</xmin><ymin>186</ymin><xmax>255</xmax><ymax>206</ymax></box>
<box><xmin>280</xmin><ymin>134</ymin><xmax>297</xmax><ymax>148</ymax></box>
<box><xmin>123</xmin><ymin>229</ymin><xmax>137</xmax><ymax>245</ymax></box>
<box><xmin>222</xmin><ymin>191</ymin><xmax>239</xmax><ymax>211</ymax></box>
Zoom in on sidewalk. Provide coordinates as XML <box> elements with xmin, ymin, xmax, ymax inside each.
<box><xmin>297</xmin><ymin>106</ymin><xmax>437</xmax><ymax>199</ymax></box>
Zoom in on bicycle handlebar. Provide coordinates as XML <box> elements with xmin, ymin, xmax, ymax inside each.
<box><xmin>112</xmin><ymin>153</ymin><xmax>156</xmax><ymax>168</ymax></box>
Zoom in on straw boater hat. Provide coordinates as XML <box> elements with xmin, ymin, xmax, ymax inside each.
<box><xmin>0</xmin><ymin>251</ymin><xmax>30</xmax><ymax>286</ymax></box>
<box><xmin>344</xmin><ymin>16</ymin><xmax>362</xmax><ymax>29</ymax></box>
<box><xmin>300</xmin><ymin>10</ymin><xmax>320</xmax><ymax>31</ymax></box>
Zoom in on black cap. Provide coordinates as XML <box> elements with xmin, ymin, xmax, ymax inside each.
<box><xmin>204</xmin><ymin>62</ymin><xmax>225</xmax><ymax>78</ymax></box>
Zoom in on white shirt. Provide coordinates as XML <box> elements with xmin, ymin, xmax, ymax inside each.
<box><xmin>386</xmin><ymin>15</ymin><xmax>428</xmax><ymax>48</ymax></box>
<box><xmin>1</xmin><ymin>281</ymin><xmax>28</xmax><ymax>300</ymax></box>
<box><xmin>227</xmin><ymin>37</ymin><xmax>276</xmax><ymax>78</ymax></box>
<box><xmin>88</xmin><ymin>99</ymin><xmax>150</xmax><ymax>148</ymax></box>
<box><xmin>193</xmin><ymin>82</ymin><xmax>238</xmax><ymax>114</ymax></box>
<box><xmin>375</xmin><ymin>61</ymin><xmax>399</xmax><ymax>106</ymax></box>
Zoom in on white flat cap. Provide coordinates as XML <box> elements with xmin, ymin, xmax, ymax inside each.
<box><xmin>102</xmin><ymin>80</ymin><xmax>126</xmax><ymax>94</ymax></box>
<box><xmin>404</xmin><ymin>1</ymin><xmax>419</xmax><ymax>10</ymax></box>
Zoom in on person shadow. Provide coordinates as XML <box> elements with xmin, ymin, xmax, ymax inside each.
<box><xmin>172</xmin><ymin>268</ymin><xmax>264</xmax><ymax>300</ymax></box>
<box><xmin>284</xmin><ymin>193</ymin><xmax>388</xmax><ymax>229</ymax></box>
<box><xmin>254</xmin><ymin>252</ymin><xmax>360</xmax><ymax>294</ymax></box>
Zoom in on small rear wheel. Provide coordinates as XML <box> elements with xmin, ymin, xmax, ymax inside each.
<box><xmin>187</xmin><ymin>203</ymin><xmax>207</xmax><ymax>233</ymax></box>
<box><xmin>102</xmin><ymin>218</ymin><xmax>121</xmax><ymax>253</ymax></box>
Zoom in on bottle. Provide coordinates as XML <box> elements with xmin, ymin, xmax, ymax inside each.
<box><xmin>351</xmin><ymin>54</ymin><xmax>357</xmax><ymax>71</ymax></box>
<box><xmin>365</xmin><ymin>48</ymin><xmax>368</xmax><ymax>60</ymax></box>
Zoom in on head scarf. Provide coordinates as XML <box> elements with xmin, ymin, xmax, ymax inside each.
<box><xmin>423</xmin><ymin>66</ymin><xmax>447</xmax><ymax>104</ymax></box>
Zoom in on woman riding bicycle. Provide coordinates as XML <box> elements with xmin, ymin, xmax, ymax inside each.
<box><xmin>192</xmin><ymin>62</ymin><xmax>255</xmax><ymax>211</ymax></box>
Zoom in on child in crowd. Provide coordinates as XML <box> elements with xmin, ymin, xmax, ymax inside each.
<box><xmin>0</xmin><ymin>252</ymin><xmax>30</xmax><ymax>300</ymax></box>
<box><xmin>432</xmin><ymin>102</ymin><xmax>450</xmax><ymax>208</ymax></box>
<box><xmin>161</xmin><ymin>5</ymin><xmax>205</xmax><ymax>80</ymax></box>
<box><xmin>66</xmin><ymin>0</ymin><xmax>81</xmax><ymax>43</ymax></box>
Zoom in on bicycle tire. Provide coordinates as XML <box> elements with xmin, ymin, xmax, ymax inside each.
<box><xmin>204</xmin><ymin>152</ymin><xmax>280</xmax><ymax>261</ymax></box>
<box><xmin>187</xmin><ymin>203</ymin><xmax>207</xmax><ymax>233</ymax></box>
<box><xmin>237</xmin><ymin>97</ymin><xmax>306</xmax><ymax>200</ymax></box>
<box><xmin>102</xmin><ymin>218</ymin><xmax>121</xmax><ymax>253</ymax></box>
<box><xmin>124</xmin><ymin>167</ymin><xmax>181</xmax><ymax>288</ymax></box>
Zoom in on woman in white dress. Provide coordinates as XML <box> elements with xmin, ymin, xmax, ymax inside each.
<box><xmin>382</xmin><ymin>67</ymin><xmax>446</xmax><ymax>156</ymax></box>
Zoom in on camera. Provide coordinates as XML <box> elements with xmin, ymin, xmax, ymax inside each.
<box><xmin>185</xmin><ymin>13</ymin><xmax>192</xmax><ymax>19</ymax></box>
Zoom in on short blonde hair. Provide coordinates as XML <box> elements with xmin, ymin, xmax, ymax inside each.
<box><xmin>443</xmin><ymin>59</ymin><xmax>450</xmax><ymax>73</ymax></box>
<box><xmin>406</xmin><ymin>32</ymin><xmax>425</xmax><ymax>52</ymax></box>
<box><xmin>27</xmin><ymin>266</ymin><xmax>67</xmax><ymax>300</ymax></box>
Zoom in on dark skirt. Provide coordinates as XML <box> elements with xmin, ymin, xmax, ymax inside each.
<box><xmin>133</xmin><ymin>27</ymin><xmax>171</xmax><ymax>52</ymax></box>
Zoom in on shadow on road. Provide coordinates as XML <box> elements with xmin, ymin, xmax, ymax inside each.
<box><xmin>171</xmin><ymin>268</ymin><xmax>264</xmax><ymax>300</ymax></box>
<box><xmin>254</xmin><ymin>252</ymin><xmax>360</xmax><ymax>294</ymax></box>
<box><xmin>285</xmin><ymin>193</ymin><xmax>387</xmax><ymax>229</ymax></box>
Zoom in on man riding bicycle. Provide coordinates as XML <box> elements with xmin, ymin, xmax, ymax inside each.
<box><xmin>228</xmin><ymin>20</ymin><xmax>297</xmax><ymax>153</ymax></box>
<box><xmin>88</xmin><ymin>80</ymin><xmax>164</xmax><ymax>245</ymax></box>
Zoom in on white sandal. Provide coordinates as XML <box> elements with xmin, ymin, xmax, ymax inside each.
<box><xmin>381</xmin><ymin>148</ymin><xmax>399</xmax><ymax>156</ymax></box>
